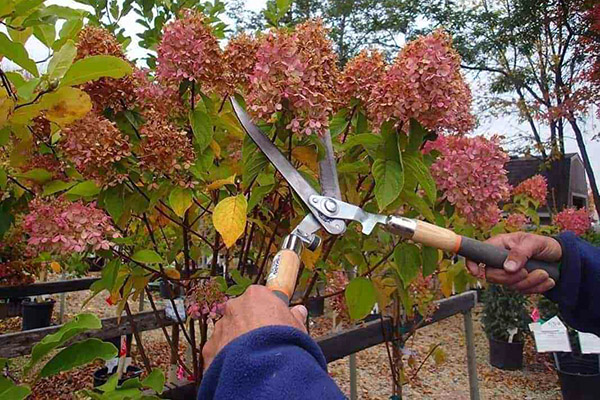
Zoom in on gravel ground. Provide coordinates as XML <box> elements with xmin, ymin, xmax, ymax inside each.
<box><xmin>1</xmin><ymin>286</ymin><xmax>562</xmax><ymax>399</ymax></box>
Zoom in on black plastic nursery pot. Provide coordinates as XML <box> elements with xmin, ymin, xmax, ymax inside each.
<box><xmin>0</xmin><ymin>297</ymin><xmax>26</xmax><ymax>319</ymax></box>
<box><xmin>488</xmin><ymin>337</ymin><xmax>524</xmax><ymax>370</ymax></box>
<box><xmin>555</xmin><ymin>352</ymin><xmax>600</xmax><ymax>400</ymax></box>
<box><xmin>93</xmin><ymin>365</ymin><xmax>143</xmax><ymax>388</ymax></box>
<box><xmin>307</xmin><ymin>297</ymin><xmax>325</xmax><ymax>317</ymax></box>
<box><xmin>159</xmin><ymin>280</ymin><xmax>181</xmax><ymax>299</ymax></box>
<box><xmin>21</xmin><ymin>298</ymin><xmax>55</xmax><ymax>331</ymax></box>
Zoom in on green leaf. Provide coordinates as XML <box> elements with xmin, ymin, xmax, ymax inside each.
<box><xmin>345</xmin><ymin>277</ymin><xmax>376</xmax><ymax>320</ymax></box>
<box><xmin>66</xmin><ymin>180</ymin><xmax>100</xmax><ymax>197</ymax></box>
<box><xmin>276</xmin><ymin>0</ymin><xmax>292</xmax><ymax>17</ymax></box>
<box><xmin>142</xmin><ymin>369</ymin><xmax>165</xmax><ymax>393</ymax></box>
<box><xmin>403</xmin><ymin>154</ymin><xmax>436</xmax><ymax>204</ymax></box>
<box><xmin>132</xmin><ymin>249</ymin><xmax>164</xmax><ymax>264</ymax></box>
<box><xmin>329</xmin><ymin>110</ymin><xmax>349</xmax><ymax>137</ymax></box>
<box><xmin>0</xmin><ymin>2</ymin><xmax>15</xmax><ymax>17</ymax></box>
<box><xmin>4</xmin><ymin>72</ymin><xmax>25</xmax><ymax>89</ymax></box>
<box><xmin>247</xmin><ymin>184</ymin><xmax>273</xmax><ymax>212</ymax></box>
<box><xmin>14</xmin><ymin>0</ymin><xmax>43</xmax><ymax>16</ymax></box>
<box><xmin>243</xmin><ymin>136</ymin><xmax>269</xmax><ymax>188</ymax></box>
<box><xmin>90</xmin><ymin>259</ymin><xmax>120</xmax><ymax>294</ymax></box>
<box><xmin>336</xmin><ymin>161</ymin><xmax>370</xmax><ymax>175</ymax></box>
<box><xmin>0</xmin><ymin>32</ymin><xmax>38</xmax><ymax>77</ymax></box>
<box><xmin>0</xmin><ymin>376</ymin><xmax>31</xmax><ymax>400</ymax></box>
<box><xmin>169</xmin><ymin>187</ymin><xmax>193</xmax><ymax>218</ymax></box>
<box><xmin>190</xmin><ymin>109</ymin><xmax>212</xmax><ymax>151</ymax></box>
<box><xmin>399</xmin><ymin>190</ymin><xmax>435</xmax><ymax>222</ymax></box>
<box><xmin>394</xmin><ymin>243</ymin><xmax>421</xmax><ymax>288</ymax></box>
<box><xmin>372</xmin><ymin>159</ymin><xmax>403</xmax><ymax>211</ymax></box>
<box><xmin>53</xmin><ymin>18</ymin><xmax>83</xmax><ymax>51</ymax></box>
<box><xmin>42</xmin><ymin>180</ymin><xmax>75</xmax><ymax>196</ymax></box>
<box><xmin>33</xmin><ymin>24</ymin><xmax>55</xmax><ymax>47</ymax></box>
<box><xmin>102</xmin><ymin>186</ymin><xmax>124</xmax><ymax>221</ymax></box>
<box><xmin>15</xmin><ymin>168</ymin><xmax>52</xmax><ymax>184</ymax></box>
<box><xmin>407</xmin><ymin>119</ymin><xmax>428</xmax><ymax>153</ymax></box>
<box><xmin>38</xmin><ymin>5</ymin><xmax>86</xmax><ymax>20</ymax></box>
<box><xmin>422</xmin><ymin>246</ymin><xmax>439</xmax><ymax>277</ymax></box>
<box><xmin>16</xmin><ymin>77</ymin><xmax>39</xmax><ymax>102</ymax></box>
<box><xmin>48</xmin><ymin>40</ymin><xmax>77</xmax><ymax>81</ymax></box>
<box><xmin>25</xmin><ymin>313</ymin><xmax>102</xmax><ymax>374</ymax></box>
<box><xmin>338</xmin><ymin>133</ymin><xmax>382</xmax><ymax>152</ymax></box>
<box><xmin>60</xmin><ymin>55</ymin><xmax>132</xmax><ymax>87</ymax></box>
<box><xmin>40</xmin><ymin>339</ymin><xmax>117</xmax><ymax>377</ymax></box>
<box><xmin>0</xmin><ymin>169</ymin><xmax>7</xmax><ymax>190</ymax></box>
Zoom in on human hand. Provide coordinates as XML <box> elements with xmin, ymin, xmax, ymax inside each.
<box><xmin>202</xmin><ymin>285</ymin><xmax>308</xmax><ymax>371</ymax></box>
<box><xmin>465</xmin><ymin>232</ymin><xmax>562</xmax><ymax>294</ymax></box>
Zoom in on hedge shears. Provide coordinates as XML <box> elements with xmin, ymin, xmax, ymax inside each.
<box><xmin>231</xmin><ymin>98</ymin><xmax>560</xmax><ymax>304</ymax></box>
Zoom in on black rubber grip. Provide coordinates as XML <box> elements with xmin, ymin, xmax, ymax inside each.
<box><xmin>458</xmin><ymin>236</ymin><xmax>560</xmax><ymax>282</ymax></box>
<box><xmin>271</xmin><ymin>290</ymin><xmax>289</xmax><ymax>304</ymax></box>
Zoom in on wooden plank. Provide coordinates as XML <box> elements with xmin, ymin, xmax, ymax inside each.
<box><xmin>0</xmin><ymin>278</ymin><xmax>100</xmax><ymax>299</ymax></box>
<box><xmin>0</xmin><ymin>310</ymin><xmax>175</xmax><ymax>358</ymax></box>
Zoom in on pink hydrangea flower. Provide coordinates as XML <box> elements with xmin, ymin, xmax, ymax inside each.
<box><xmin>553</xmin><ymin>207</ymin><xmax>591</xmax><ymax>236</ymax></box>
<box><xmin>426</xmin><ymin>135</ymin><xmax>511</xmax><ymax>228</ymax></box>
<box><xmin>22</xmin><ymin>197</ymin><xmax>119</xmax><ymax>256</ymax></box>
<box><xmin>505</xmin><ymin>213</ymin><xmax>529</xmax><ymax>230</ymax></box>
<box><xmin>156</xmin><ymin>9</ymin><xmax>224</xmax><ymax>91</ymax></box>
<box><xmin>134</xmin><ymin>69</ymin><xmax>186</xmax><ymax>118</ymax></box>
<box><xmin>338</xmin><ymin>49</ymin><xmax>386</xmax><ymax>107</ymax></box>
<box><xmin>368</xmin><ymin>29</ymin><xmax>475</xmax><ymax>133</ymax></box>
<box><xmin>247</xmin><ymin>20</ymin><xmax>339</xmax><ymax>136</ymax></box>
<box><xmin>185</xmin><ymin>277</ymin><xmax>228</xmax><ymax>320</ymax></box>
<box><xmin>513</xmin><ymin>175</ymin><xmax>548</xmax><ymax>206</ymax></box>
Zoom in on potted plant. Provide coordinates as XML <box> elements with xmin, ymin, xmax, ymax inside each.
<box><xmin>482</xmin><ymin>284</ymin><xmax>531</xmax><ymax>370</ymax></box>
<box><xmin>536</xmin><ymin>297</ymin><xmax>600</xmax><ymax>400</ymax></box>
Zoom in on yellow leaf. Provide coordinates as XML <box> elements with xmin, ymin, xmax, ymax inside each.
<box><xmin>10</xmin><ymin>103</ymin><xmax>43</xmax><ymax>125</ymax></box>
<box><xmin>301</xmin><ymin>246</ymin><xmax>322</xmax><ymax>270</ymax></box>
<box><xmin>206</xmin><ymin>174</ymin><xmax>236</xmax><ymax>191</ymax></box>
<box><xmin>40</xmin><ymin>87</ymin><xmax>92</xmax><ymax>126</ymax></box>
<box><xmin>372</xmin><ymin>276</ymin><xmax>396</xmax><ymax>309</ymax></box>
<box><xmin>432</xmin><ymin>346</ymin><xmax>447</xmax><ymax>366</ymax></box>
<box><xmin>292</xmin><ymin>146</ymin><xmax>319</xmax><ymax>172</ymax></box>
<box><xmin>49</xmin><ymin>262</ymin><xmax>61</xmax><ymax>273</ymax></box>
<box><xmin>0</xmin><ymin>91</ymin><xmax>15</xmax><ymax>128</ymax></box>
<box><xmin>164</xmin><ymin>267</ymin><xmax>180</xmax><ymax>280</ymax></box>
<box><xmin>212</xmin><ymin>195</ymin><xmax>247</xmax><ymax>248</ymax></box>
<box><xmin>209</xmin><ymin>140</ymin><xmax>221</xmax><ymax>158</ymax></box>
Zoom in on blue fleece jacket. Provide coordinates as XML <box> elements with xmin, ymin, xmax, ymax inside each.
<box><xmin>546</xmin><ymin>231</ymin><xmax>600</xmax><ymax>336</ymax></box>
<box><xmin>198</xmin><ymin>325</ymin><xmax>345</xmax><ymax>400</ymax></box>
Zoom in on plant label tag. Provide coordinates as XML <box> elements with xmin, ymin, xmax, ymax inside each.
<box><xmin>507</xmin><ymin>327</ymin><xmax>518</xmax><ymax>343</ymax></box>
<box><xmin>530</xmin><ymin>320</ymin><xmax>571</xmax><ymax>353</ymax></box>
<box><xmin>578</xmin><ymin>332</ymin><xmax>600</xmax><ymax>354</ymax></box>
<box><xmin>165</xmin><ymin>299</ymin><xmax>186</xmax><ymax>322</ymax></box>
<box><xmin>541</xmin><ymin>316</ymin><xmax>567</xmax><ymax>332</ymax></box>
<box><xmin>106</xmin><ymin>357</ymin><xmax>119</xmax><ymax>372</ymax></box>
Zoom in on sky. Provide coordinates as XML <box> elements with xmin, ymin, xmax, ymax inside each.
<box><xmin>2</xmin><ymin>0</ymin><xmax>599</xmax><ymax>184</ymax></box>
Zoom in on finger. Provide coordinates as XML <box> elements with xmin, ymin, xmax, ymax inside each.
<box><xmin>510</xmin><ymin>269</ymin><xmax>550</xmax><ymax>292</ymax></box>
<box><xmin>290</xmin><ymin>305</ymin><xmax>308</xmax><ymax>332</ymax></box>
<box><xmin>486</xmin><ymin>268</ymin><xmax>527</xmax><ymax>285</ymax></box>
<box><xmin>522</xmin><ymin>278</ymin><xmax>556</xmax><ymax>294</ymax></box>
<box><xmin>466</xmin><ymin>259</ymin><xmax>479</xmax><ymax>276</ymax></box>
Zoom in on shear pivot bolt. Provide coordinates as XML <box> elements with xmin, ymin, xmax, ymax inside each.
<box><xmin>324</xmin><ymin>199</ymin><xmax>338</xmax><ymax>213</ymax></box>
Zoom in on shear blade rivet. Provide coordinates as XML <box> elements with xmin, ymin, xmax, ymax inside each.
<box><xmin>312</xmin><ymin>197</ymin><xmax>318</xmax><ymax>204</ymax></box>
<box><xmin>324</xmin><ymin>199</ymin><xmax>338</xmax><ymax>213</ymax></box>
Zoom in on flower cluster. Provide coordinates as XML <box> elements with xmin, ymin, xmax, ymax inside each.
<box><xmin>156</xmin><ymin>9</ymin><xmax>224</xmax><ymax>92</ymax></box>
<box><xmin>325</xmin><ymin>271</ymin><xmax>349</xmax><ymax>323</ymax></box>
<box><xmin>505</xmin><ymin>213</ymin><xmax>529</xmax><ymax>230</ymax></box>
<box><xmin>223</xmin><ymin>32</ymin><xmax>260</xmax><ymax>92</ymax></box>
<box><xmin>368</xmin><ymin>29</ymin><xmax>474</xmax><ymax>133</ymax></box>
<box><xmin>137</xmin><ymin>111</ymin><xmax>195</xmax><ymax>179</ymax></box>
<box><xmin>133</xmin><ymin>69</ymin><xmax>186</xmax><ymax>118</ymax></box>
<box><xmin>18</xmin><ymin>152</ymin><xmax>66</xmax><ymax>183</ymax></box>
<box><xmin>23</xmin><ymin>197</ymin><xmax>119</xmax><ymax>256</ymax></box>
<box><xmin>0</xmin><ymin>261</ymin><xmax>36</xmax><ymax>287</ymax></box>
<box><xmin>247</xmin><ymin>20</ymin><xmax>339</xmax><ymax>136</ymax></box>
<box><xmin>553</xmin><ymin>207</ymin><xmax>591</xmax><ymax>236</ymax></box>
<box><xmin>427</xmin><ymin>135</ymin><xmax>511</xmax><ymax>228</ymax></box>
<box><xmin>512</xmin><ymin>174</ymin><xmax>548</xmax><ymax>206</ymax></box>
<box><xmin>76</xmin><ymin>26</ymin><xmax>136</xmax><ymax>111</ymax></box>
<box><xmin>338</xmin><ymin>49</ymin><xmax>386</xmax><ymax>107</ymax></box>
<box><xmin>186</xmin><ymin>278</ymin><xmax>228</xmax><ymax>320</ymax></box>
<box><xmin>61</xmin><ymin>112</ymin><xmax>131</xmax><ymax>185</ymax></box>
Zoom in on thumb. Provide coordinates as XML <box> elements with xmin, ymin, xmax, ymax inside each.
<box><xmin>504</xmin><ymin>249</ymin><xmax>530</xmax><ymax>273</ymax></box>
<box><xmin>290</xmin><ymin>305</ymin><xmax>308</xmax><ymax>332</ymax></box>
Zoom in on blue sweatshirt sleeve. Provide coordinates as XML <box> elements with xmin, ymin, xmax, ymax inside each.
<box><xmin>544</xmin><ymin>231</ymin><xmax>600</xmax><ymax>335</ymax></box>
<box><xmin>198</xmin><ymin>325</ymin><xmax>346</xmax><ymax>400</ymax></box>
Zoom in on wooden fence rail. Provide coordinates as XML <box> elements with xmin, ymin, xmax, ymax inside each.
<box><xmin>0</xmin><ymin>278</ymin><xmax>99</xmax><ymax>299</ymax></box>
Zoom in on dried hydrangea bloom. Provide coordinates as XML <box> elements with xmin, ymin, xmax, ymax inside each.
<box><xmin>75</xmin><ymin>26</ymin><xmax>136</xmax><ymax>111</ymax></box>
<box><xmin>23</xmin><ymin>197</ymin><xmax>119</xmax><ymax>255</ymax></box>
<box><xmin>61</xmin><ymin>112</ymin><xmax>131</xmax><ymax>185</ymax></box>
<box><xmin>325</xmin><ymin>271</ymin><xmax>350</xmax><ymax>324</ymax></box>
<box><xmin>338</xmin><ymin>49</ymin><xmax>386</xmax><ymax>106</ymax></box>
<box><xmin>18</xmin><ymin>153</ymin><xmax>66</xmax><ymax>182</ymax></box>
<box><xmin>133</xmin><ymin>69</ymin><xmax>186</xmax><ymax>118</ymax></box>
<box><xmin>368</xmin><ymin>29</ymin><xmax>474</xmax><ymax>133</ymax></box>
<box><xmin>512</xmin><ymin>174</ymin><xmax>548</xmax><ymax>206</ymax></box>
<box><xmin>553</xmin><ymin>207</ymin><xmax>591</xmax><ymax>236</ymax></box>
<box><xmin>427</xmin><ymin>135</ymin><xmax>511</xmax><ymax>229</ymax></box>
<box><xmin>137</xmin><ymin>111</ymin><xmax>195</xmax><ymax>179</ymax></box>
<box><xmin>223</xmin><ymin>32</ymin><xmax>260</xmax><ymax>93</ymax></box>
<box><xmin>185</xmin><ymin>277</ymin><xmax>228</xmax><ymax>320</ymax></box>
<box><xmin>30</xmin><ymin>115</ymin><xmax>51</xmax><ymax>139</ymax></box>
<box><xmin>505</xmin><ymin>213</ymin><xmax>529</xmax><ymax>230</ymax></box>
<box><xmin>156</xmin><ymin>9</ymin><xmax>225</xmax><ymax>92</ymax></box>
<box><xmin>247</xmin><ymin>19</ymin><xmax>339</xmax><ymax>136</ymax></box>
<box><xmin>0</xmin><ymin>261</ymin><xmax>36</xmax><ymax>287</ymax></box>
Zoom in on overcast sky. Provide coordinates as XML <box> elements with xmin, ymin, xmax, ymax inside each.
<box><xmin>3</xmin><ymin>0</ymin><xmax>599</xmax><ymax>183</ymax></box>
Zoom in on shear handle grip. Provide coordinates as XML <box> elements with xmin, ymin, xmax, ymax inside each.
<box><xmin>265</xmin><ymin>249</ymin><xmax>301</xmax><ymax>305</ymax></box>
<box><xmin>409</xmin><ymin>220</ymin><xmax>560</xmax><ymax>282</ymax></box>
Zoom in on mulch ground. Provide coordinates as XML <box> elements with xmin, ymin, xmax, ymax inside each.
<box><xmin>1</xmin><ymin>289</ymin><xmax>562</xmax><ymax>399</ymax></box>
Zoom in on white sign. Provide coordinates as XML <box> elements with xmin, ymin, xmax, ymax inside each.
<box><xmin>530</xmin><ymin>316</ymin><xmax>571</xmax><ymax>353</ymax></box>
<box><xmin>578</xmin><ymin>332</ymin><xmax>600</xmax><ymax>354</ymax></box>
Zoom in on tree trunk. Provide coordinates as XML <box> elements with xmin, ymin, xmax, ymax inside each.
<box><xmin>568</xmin><ymin>117</ymin><xmax>600</xmax><ymax>214</ymax></box>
